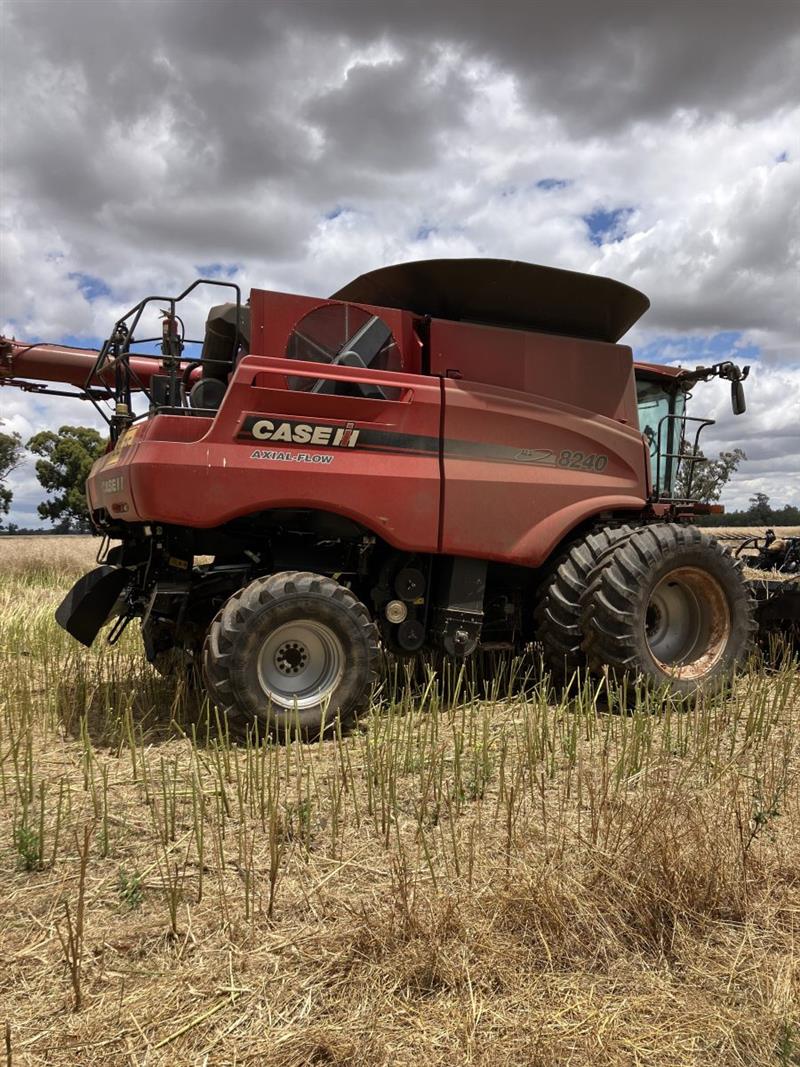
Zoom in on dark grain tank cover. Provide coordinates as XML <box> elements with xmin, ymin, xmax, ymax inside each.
<box><xmin>331</xmin><ymin>258</ymin><xmax>650</xmax><ymax>343</ymax></box>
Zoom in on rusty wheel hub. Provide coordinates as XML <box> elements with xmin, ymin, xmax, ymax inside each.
<box><xmin>645</xmin><ymin>566</ymin><xmax>731</xmax><ymax>679</ymax></box>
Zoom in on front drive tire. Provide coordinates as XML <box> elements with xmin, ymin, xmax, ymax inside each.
<box><xmin>581</xmin><ymin>524</ymin><xmax>757</xmax><ymax>698</ymax></box>
<box><xmin>203</xmin><ymin>571</ymin><xmax>380</xmax><ymax>739</ymax></box>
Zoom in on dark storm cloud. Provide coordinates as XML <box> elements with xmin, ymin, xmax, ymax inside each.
<box><xmin>5</xmin><ymin>1</ymin><xmax>311</xmax><ymax>199</ymax></box>
<box><xmin>1</xmin><ymin>0</ymin><xmax>800</xmax><ymax>345</ymax></box>
<box><xmin>3</xmin><ymin>1</ymin><xmax>484</xmax><ymax>266</ymax></box>
<box><xmin>5</xmin><ymin>0</ymin><xmax>798</xmax><ymax>252</ymax></box>
<box><xmin>305</xmin><ymin>54</ymin><xmax>474</xmax><ymax>173</ymax></box>
<box><xmin>282</xmin><ymin>0</ymin><xmax>800</xmax><ymax>131</ymax></box>
<box><xmin>112</xmin><ymin>196</ymin><xmax>311</xmax><ymax>261</ymax></box>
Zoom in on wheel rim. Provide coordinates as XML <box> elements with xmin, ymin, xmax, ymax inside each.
<box><xmin>644</xmin><ymin>566</ymin><xmax>731</xmax><ymax>679</ymax></box>
<box><xmin>257</xmin><ymin>620</ymin><xmax>344</xmax><ymax>710</ymax></box>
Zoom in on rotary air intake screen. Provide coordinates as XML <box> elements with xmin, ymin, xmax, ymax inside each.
<box><xmin>284</xmin><ymin>303</ymin><xmax>401</xmax><ymax>399</ymax></box>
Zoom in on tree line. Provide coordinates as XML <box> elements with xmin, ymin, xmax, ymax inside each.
<box><xmin>0</xmin><ymin>422</ymin><xmax>105</xmax><ymax>533</ymax></box>
<box><xmin>673</xmin><ymin>444</ymin><xmax>798</xmax><ymax>526</ymax></box>
<box><xmin>694</xmin><ymin>494</ymin><xmax>800</xmax><ymax>528</ymax></box>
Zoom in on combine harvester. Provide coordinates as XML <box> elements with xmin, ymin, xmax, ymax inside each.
<box><xmin>2</xmin><ymin>260</ymin><xmax>797</xmax><ymax>734</ymax></box>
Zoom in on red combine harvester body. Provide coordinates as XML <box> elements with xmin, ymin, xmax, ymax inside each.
<box><xmin>3</xmin><ymin>259</ymin><xmax>791</xmax><ymax>736</ymax></box>
<box><xmin>88</xmin><ymin>292</ymin><xmax>650</xmax><ymax>562</ymax></box>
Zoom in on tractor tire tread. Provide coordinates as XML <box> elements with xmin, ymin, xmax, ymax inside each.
<box><xmin>533</xmin><ymin>523</ymin><xmax>637</xmax><ymax>680</ymax></box>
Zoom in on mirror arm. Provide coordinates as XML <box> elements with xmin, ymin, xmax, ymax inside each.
<box><xmin>677</xmin><ymin>360</ymin><xmax>750</xmax><ymax>416</ymax></box>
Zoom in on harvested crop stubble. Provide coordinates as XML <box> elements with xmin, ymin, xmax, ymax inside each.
<box><xmin>0</xmin><ymin>548</ymin><xmax>798</xmax><ymax>1065</ymax></box>
<box><xmin>710</xmin><ymin>527</ymin><xmax>800</xmax><ymax>539</ymax></box>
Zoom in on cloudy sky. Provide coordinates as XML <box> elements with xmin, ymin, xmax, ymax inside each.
<box><xmin>1</xmin><ymin>0</ymin><xmax>798</xmax><ymax>525</ymax></box>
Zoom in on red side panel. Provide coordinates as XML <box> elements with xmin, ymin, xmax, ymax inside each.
<box><xmin>87</xmin><ymin>357</ymin><xmax>442</xmax><ymax>552</ymax></box>
<box><xmin>430</xmin><ymin>318</ymin><xmax>647</xmax><ymax>566</ymax></box>
<box><xmin>440</xmin><ymin>380</ymin><xmax>648</xmax><ymax>567</ymax></box>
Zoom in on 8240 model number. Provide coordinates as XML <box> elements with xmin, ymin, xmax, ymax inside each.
<box><xmin>556</xmin><ymin>450</ymin><xmax>608</xmax><ymax>472</ymax></box>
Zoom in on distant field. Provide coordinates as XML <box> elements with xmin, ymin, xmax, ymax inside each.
<box><xmin>0</xmin><ymin>535</ymin><xmax>99</xmax><ymax>580</ymax></box>
<box><xmin>711</xmin><ymin>526</ymin><xmax>800</xmax><ymax>538</ymax></box>
<box><xmin>0</xmin><ymin>534</ymin><xmax>798</xmax><ymax>1065</ymax></box>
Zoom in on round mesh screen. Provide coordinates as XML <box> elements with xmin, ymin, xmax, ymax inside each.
<box><xmin>284</xmin><ymin>303</ymin><xmax>400</xmax><ymax>398</ymax></box>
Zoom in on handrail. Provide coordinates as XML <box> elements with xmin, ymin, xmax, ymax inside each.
<box><xmin>652</xmin><ymin>412</ymin><xmax>715</xmax><ymax>501</ymax></box>
<box><xmin>85</xmin><ymin>278</ymin><xmax>242</xmax><ymax>443</ymax></box>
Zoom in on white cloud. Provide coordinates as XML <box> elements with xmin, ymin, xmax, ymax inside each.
<box><xmin>686</xmin><ymin>363</ymin><xmax>800</xmax><ymax>510</ymax></box>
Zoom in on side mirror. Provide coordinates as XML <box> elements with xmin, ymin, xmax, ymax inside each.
<box><xmin>732</xmin><ymin>379</ymin><xmax>746</xmax><ymax>415</ymax></box>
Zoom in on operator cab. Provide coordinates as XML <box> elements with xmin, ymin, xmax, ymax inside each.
<box><xmin>634</xmin><ymin>360</ymin><xmax>749</xmax><ymax>501</ymax></box>
<box><xmin>635</xmin><ymin>370</ymin><xmax>689</xmax><ymax>499</ymax></box>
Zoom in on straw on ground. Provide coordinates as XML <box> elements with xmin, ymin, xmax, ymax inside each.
<box><xmin>0</xmin><ymin>536</ymin><xmax>798</xmax><ymax>1065</ymax></box>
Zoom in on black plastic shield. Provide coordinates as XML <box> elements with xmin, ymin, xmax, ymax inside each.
<box><xmin>55</xmin><ymin>565</ymin><xmax>130</xmax><ymax>647</ymax></box>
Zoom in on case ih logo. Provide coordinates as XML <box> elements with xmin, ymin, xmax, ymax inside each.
<box><xmin>239</xmin><ymin>416</ymin><xmax>360</xmax><ymax>448</ymax></box>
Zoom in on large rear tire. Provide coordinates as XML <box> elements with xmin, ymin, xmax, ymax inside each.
<box><xmin>533</xmin><ymin>525</ymin><xmax>636</xmax><ymax>681</ymax></box>
<box><xmin>581</xmin><ymin>524</ymin><xmax>756</xmax><ymax>697</ymax></box>
<box><xmin>203</xmin><ymin>571</ymin><xmax>380</xmax><ymax>739</ymax></box>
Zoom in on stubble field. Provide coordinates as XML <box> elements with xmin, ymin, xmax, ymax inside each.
<box><xmin>0</xmin><ymin>535</ymin><xmax>799</xmax><ymax>1066</ymax></box>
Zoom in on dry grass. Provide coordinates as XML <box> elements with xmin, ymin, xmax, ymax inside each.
<box><xmin>711</xmin><ymin>527</ymin><xmax>800</xmax><ymax>539</ymax></box>
<box><xmin>0</xmin><ymin>542</ymin><xmax>799</xmax><ymax>1065</ymax></box>
<box><xmin>0</xmin><ymin>535</ymin><xmax>100</xmax><ymax>582</ymax></box>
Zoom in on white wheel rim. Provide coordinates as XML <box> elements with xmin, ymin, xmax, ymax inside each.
<box><xmin>257</xmin><ymin>619</ymin><xmax>344</xmax><ymax>710</ymax></box>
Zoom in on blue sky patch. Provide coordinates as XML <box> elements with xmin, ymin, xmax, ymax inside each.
<box><xmin>69</xmin><ymin>272</ymin><xmax>111</xmax><ymax>301</ymax></box>
<box><xmin>636</xmin><ymin>330</ymin><xmax>761</xmax><ymax>367</ymax></box>
<box><xmin>583</xmin><ymin>207</ymin><xmax>634</xmax><ymax>246</ymax></box>
<box><xmin>195</xmin><ymin>262</ymin><xmax>239</xmax><ymax>278</ymax></box>
<box><xmin>62</xmin><ymin>333</ymin><xmax>104</xmax><ymax>349</ymax></box>
<box><xmin>9</xmin><ymin>329</ymin><xmax>104</xmax><ymax>347</ymax></box>
<box><xmin>415</xmin><ymin>224</ymin><xmax>437</xmax><ymax>240</ymax></box>
<box><xmin>536</xmin><ymin>178</ymin><xmax>569</xmax><ymax>191</ymax></box>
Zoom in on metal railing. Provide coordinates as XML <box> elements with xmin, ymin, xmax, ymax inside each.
<box><xmin>85</xmin><ymin>279</ymin><xmax>242</xmax><ymax>440</ymax></box>
<box><xmin>652</xmin><ymin>412</ymin><xmax>715</xmax><ymax>502</ymax></box>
